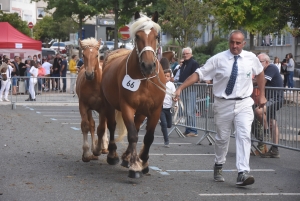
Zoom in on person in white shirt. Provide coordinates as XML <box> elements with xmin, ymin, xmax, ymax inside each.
<box><xmin>273</xmin><ymin>56</ymin><xmax>281</xmax><ymax>73</ymax></box>
<box><xmin>160</xmin><ymin>69</ymin><xmax>177</xmax><ymax>147</ymax></box>
<box><xmin>174</xmin><ymin>30</ymin><xmax>267</xmax><ymax>186</ymax></box>
<box><xmin>42</xmin><ymin>61</ymin><xmax>52</xmax><ymax>91</ymax></box>
<box><xmin>0</xmin><ymin>60</ymin><xmax>14</xmax><ymax>102</ymax></box>
<box><xmin>26</xmin><ymin>61</ymin><xmax>39</xmax><ymax>101</ymax></box>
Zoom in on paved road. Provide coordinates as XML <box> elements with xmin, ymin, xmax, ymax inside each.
<box><xmin>1</xmin><ymin>104</ymin><xmax>300</xmax><ymax>201</ymax></box>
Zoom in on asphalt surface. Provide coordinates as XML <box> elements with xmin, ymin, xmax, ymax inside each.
<box><xmin>0</xmin><ymin>103</ymin><xmax>300</xmax><ymax>201</ymax></box>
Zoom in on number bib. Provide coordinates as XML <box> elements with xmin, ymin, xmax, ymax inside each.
<box><xmin>122</xmin><ymin>75</ymin><xmax>141</xmax><ymax>91</ymax></box>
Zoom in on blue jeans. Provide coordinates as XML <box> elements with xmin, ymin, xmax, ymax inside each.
<box><xmin>12</xmin><ymin>77</ymin><xmax>17</xmax><ymax>86</ymax></box>
<box><xmin>61</xmin><ymin>75</ymin><xmax>66</xmax><ymax>91</ymax></box>
<box><xmin>182</xmin><ymin>91</ymin><xmax>197</xmax><ymax>134</ymax></box>
<box><xmin>287</xmin><ymin>71</ymin><xmax>294</xmax><ymax>88</ymax></box>
<box><xmin>160</xmin><ymin>108</ymin><xmax>172</xmax><ymax>144</ymax></box>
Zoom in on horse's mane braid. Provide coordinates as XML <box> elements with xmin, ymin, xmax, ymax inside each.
<box><xmin>80</xmin><ymin>38</ymin><xmax>99</xmax><ymax>48</ymax></box>
<box><xmin>129</xmin><ymin>16</ymin><xmax>161</xmax><ymax>38</ymax></box>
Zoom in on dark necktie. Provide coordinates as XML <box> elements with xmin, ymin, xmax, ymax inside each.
<box><xmin>225</xmin><ymin>55</ymin><xmax>239</xmax><ymax>95</ymax></box>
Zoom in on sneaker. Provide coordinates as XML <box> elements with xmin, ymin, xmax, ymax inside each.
<box><xmin>3</xmin><ymin>98</ymin><xmax>9</xmax><ymax>102</ymax></box>
<box><xmin>185</xmin><ymin>133</ymin><xmax>198</xmax><ymax>137</ymax></box>
<box><xmin>260</xmin><ymin>147</ymin><xmax>280</xmax><ymax>158</ymax></box>
<box><xmin>214</xmin><ymin>165</ymin><xmax>225</xmax><ymax>182</ymax></box>
<box><xmin>164</xmin><ymin>142</ymin><xmax>170</xmax><ymax>148</ymax></box>
<box><xmin>236</xmin><ymin>172</ymin><xmax>255</xmax><ymax>186</ymax></box>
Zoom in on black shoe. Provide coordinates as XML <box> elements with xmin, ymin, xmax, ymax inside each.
<box><xmin>25</xmin><ymin>98</ymin><xmax>31</xmax><ymax>101</ymax></box>
<box><xmin>236</xmin><ymin>172</ymin><xmax>255</xmax><ymax>186</ymax></box>
<box><xmin>32</xmin><ymin>99</ymin><xmax>36</xmax><ymax>101</ymax></box>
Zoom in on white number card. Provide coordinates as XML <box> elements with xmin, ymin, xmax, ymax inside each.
<box><xmin>122</xmin><ymin>75</ymin><xmax>141</xmax><ymax>92</ymax></box>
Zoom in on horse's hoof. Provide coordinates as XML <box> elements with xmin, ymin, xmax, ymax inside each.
<box><xmin>128</xmin><ymin>170</ymin><xmax>142</xmax><ymax>178</ymax></box>
<box><xmin>101</xmin><ymin>149</ymin><xmax>109</xmax><ymax>154</ymax></box>
<box><xmin>82</xmin><ymin>155</ymin><xmax>90</xmax><ymax>162</ymax></box>
<box><xmin>121</xmin><ymin>160</ymin><xmax>130</xmax><ymax>168</ymax></box>
<box><xmin>90</xmin><ymin>155</ymin><xmax>99</xmax><ymax>160</ymax></box>
<box><xmin>107</xmin><ymin>156</ymin><xmax>119</xmax><ymax>165</ymax></box>
<box><xmin>142</xmin><ymin>166</ymin><xmax>149</xmax><ymax>174</ymax></box>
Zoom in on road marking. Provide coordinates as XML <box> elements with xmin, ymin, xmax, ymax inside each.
<box><xmin>167</xmin><ymin>169</ymin><xmax>275</xmax><ymax>172</ymax></box>
<box><xmin>36</xmin><ymin>111</ymin><xmax>41</xmax><ymax>114</ymax></box>
<box><xmin>149</xmin><ymin>166</ymin><xmax>170</xmax><ymax>175</ymax></box>
<box><xmin>198</xmin><ymin>193</ymin><xmax>300</xmax><ymax>196</ymax></box>
<box><xmin>50</xmin><ymin>118</ymin><xmax>57</xmax><ymax>121</ymax></box>
<box><xmin>43</xmin><ymin>115</ymin><xmax>81</xmax><ymax>117</ymax></box>
<box><xmin>71</xmin><ymin>127</ymin><xmax>81</xmax><ymax>131</ymax></box>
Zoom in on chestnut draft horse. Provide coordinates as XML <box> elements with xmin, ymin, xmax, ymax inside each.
<box><xmin>97</xmin><ymin>12</ymin><xmax>166</xmax><ymax>178</ymax></box>
<box><xmin>76</xmin><ymin>37</ymin><xmax>108</xmax><ymax>162</ymax></box>
<box><xmin>162</xmin><ymin>51</ymin><xmax>175</xmax><ymax>62</ymax></box>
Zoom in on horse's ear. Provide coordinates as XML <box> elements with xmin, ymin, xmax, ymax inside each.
<box><xmin>134</xmin><ymin>11</ymin><xmax>140</xmax><ymax>20</ymax></box>
<box><xmin>98</xmin><ymin>38</ymin><xmax>102</xmax><ymax>48</ymax></box>
<box><xmin>152</xmin><ymin>11</ymin><xmax>158</xmax><ymax>23</ymax></box>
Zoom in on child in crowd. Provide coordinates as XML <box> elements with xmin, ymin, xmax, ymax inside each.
<box><xmin>160</xmin><ymin>69</ymin><xmax>177</xmax><ymax>147</ymax></box>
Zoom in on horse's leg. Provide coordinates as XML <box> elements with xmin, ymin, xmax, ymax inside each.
<box><xmin>79</xmin><ymin>106</ymin><xmax>93</xmax><ymax>162</ymax></box>
<box><xmin>120</xmin><ymin>114</ymin><xmax>145</xmax><ymax>168</ymax></box>
<box><xmin>139</xmin><ymin>110</ymin><xmax>161</xmax><ymax>174</ymax></box>
<box><xmin>120</xmin><ymin>107</ymin><xmax>143</xmax><ymax>178</ymax></box>
<box><xmin>93</xmin><ymin>112</ymin><xmax>106</xmax><ymax>157</ymax></box>
<box><xmin>88</xmin><ymin>110</ymin><xmax>98</xmax><ymax>160</ymax></box>
<box><xmin>105</xmin><ymin>107</ymin><xmax>120</xmax><ymax>165</ymax></box>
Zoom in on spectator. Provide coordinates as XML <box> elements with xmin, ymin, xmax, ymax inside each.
<box><xmin>179</xmin><ymin>47</ymin><xmax>199</xmax><ymax>137</ymax></box>
<box><xmin>173</xmin><ymin>59</ymin><xmax>184</xmax><ymax>82</ymax></box>
<box><xmin>11</xmin><ymin>56</ymin><xmax>20</xmax><ymax>95</ymax></box>
<box><xmin>69</xmin><ymin>55</ymin><xmax>78</xmax><ymax>94</ymax></box>
<box><xmin>284</xmin><ymin>53</ymin><xmax>295</xmax><ymax>93</ymax></box>
<box><xmin>174</xmin><ymin>30</ymin><xmax>267</xmax><ymax>186</ymax></box>
<box><xmin>24</xmin><ymin>59</ymin><xmax>32</xmax><ymax>94</ymax></box>
<box><xmin>18</xmin><ymin>57</ymin><xmax>26</xmax><ymax>78</ymax></box>
<box><xmin>26</xmin><ymin>61</ymin><xmax>39</xmax><ymax>101</ymax></box>
<box><xmin>255</xmin><ymin>53</ymin><xmax>283</xmax><ymax>158</ymax></box>
<box><xmin>280</xmin><ymin>54</ymin><xmax>288</xmax><ymax>88</ymax></box>
<box><xmin>52</xmin><ymin>53</ymin><xmax>62</xmax><ymax>91</ymax></box>
<box><xmin>0</xmin><ymin>61</ymin><xmax>13</xmax><ymax>102</ymax></box>
<box><xmin>160</xmin><ymin>69</ymin><xmax>177</xmax><ymax>148</ymax></box>
<box><xmin>37</xmin><ymin>62</ymin><xmax>46</xmax><ymax>93</ymax></box>
<box><xmin>170</xmin><ymin>57</ymin><xmax>178</xmax><ymax>72</ymax></box>
<box><xmin>76</xmin><ymin>57</ymin><xmax>84</xmax><ymax>69</ymax></box>
<box><xmin>42</xmin><ymin>60</ymin><xmax>52</xmax><ymax>92</ymax></box>
<box><xmin>60</xmin><ymin>54</ymin><xmax>68</xmax><ymax>93</ymax></box>
<box><xmin>273</xmin><ymin>56</ymin><xmax>281</xmax><ymax>73</ymax></box>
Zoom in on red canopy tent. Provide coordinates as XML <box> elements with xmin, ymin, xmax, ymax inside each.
<box><xmin>0</xmin><ymin>22</ymin><xmax>41</xmax><ymax>59</ymax></box>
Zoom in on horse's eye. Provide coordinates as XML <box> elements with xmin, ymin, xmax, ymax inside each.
<box><xmin>135</xmin><ymin>35</ymin><xmax>139</xmax><ymax>40</ymax></box>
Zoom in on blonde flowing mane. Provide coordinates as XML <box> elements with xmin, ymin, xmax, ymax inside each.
<box><xmin>80</xmin><ymin>37</ymin><xmax>100</xmax><ymax>49</ymax></box>
<box><xmin>129</xmin><ymin>16</ymin><xmax>161</xmax><ymax>38</ymax></box>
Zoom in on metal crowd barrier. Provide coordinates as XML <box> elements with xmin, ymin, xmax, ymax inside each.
<box><xmin>7</xmin><ymin>75</ymin><xmax>78</xmax><ymax>105</ymax></box>
<box><xmin>169</xmin><ymin>83</ymin><xmax>300</xmax><ymax>152</ymax></box>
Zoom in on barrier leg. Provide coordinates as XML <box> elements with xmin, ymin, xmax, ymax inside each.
<box><xmin>196</xmin><ymin>131</ymin><xmax>215</xmax><ymax>145</ymax></box>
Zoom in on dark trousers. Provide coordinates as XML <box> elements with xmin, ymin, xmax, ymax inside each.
<box><xmin>160</xmin><ymin>108</ymin><xmax>172</xmax><ymax>144</ymax></box>
<box><xmin>61</xmin><ymin>75</ymin><xmax>66</xmax><ymax>91</ymax></box>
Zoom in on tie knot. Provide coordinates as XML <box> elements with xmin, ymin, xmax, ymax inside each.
<box><xmin>234</xmin><ymin>55</ymin><xmax>239</xmax><ymax>61</ymax></box>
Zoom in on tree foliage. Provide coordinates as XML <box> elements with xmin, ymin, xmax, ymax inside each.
<box><xmin>161</xmin><ymin>0</ymin><xmax>211</xmax><ymax>48</ymax></box>
<box><xmin>33</xmin><ymin>16</ymin><xmax>78</xmax><ymax>42</ymax></box>
<box><xmin>0</xmin><ymin>11</ymin><xmax>31</xmax><ymax>36</ymax></box>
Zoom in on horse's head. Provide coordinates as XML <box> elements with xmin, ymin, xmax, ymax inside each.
<box><xmin>0</xmin><ymin>64</ymin><xmax>8</xmax><ymax>81</ymax></box>
<box><xmin>130</xmin><ymin>11</ymin><xmax>161</xmax><ymax>76</ymax></box>
<box><xmin>79</xmin><ymin>38</ymin><xmax>101</xmax><ymax>80</ymax></box>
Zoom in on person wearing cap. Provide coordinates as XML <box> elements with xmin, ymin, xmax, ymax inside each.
<box><xmin>60</xmin><ymin>54</ymin><xmax>68</xmax><ymax>92</ymax></box>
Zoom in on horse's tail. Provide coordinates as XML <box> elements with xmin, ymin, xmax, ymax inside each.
<box><xmin>114</xmin><ymin>110</ymin><xmax>127</xmax><ymax>142</ymax></box>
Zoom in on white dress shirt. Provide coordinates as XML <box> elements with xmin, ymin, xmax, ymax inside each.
<box><xmin>163</xmin><ymin>81</ymin><xmax>176</xmax><ymax>108</ymax></box>
<box><xmin>195</xmin><ymin>50</ymin><xmax>263</xmax><ymax>99</ymax></box>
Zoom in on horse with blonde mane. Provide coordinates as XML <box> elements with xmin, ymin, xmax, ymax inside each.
<box><xmin>96</xmin><ymin>11</ymin><xmax>166</xmax><ymax>178</ymax></box>
<box><xmin>75</xmin><ymin>37</ymin><xmax>108</xmax><ymax>162</ymax></box>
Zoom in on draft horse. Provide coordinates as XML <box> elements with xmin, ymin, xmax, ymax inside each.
<box><xmin>97</xmin><ymin>12</ymin><xmax>166</xmax><ymax>178</ymax></box>
<box><xmin>76</xmin><ymin>37</ymin><xmax>108</xmax><ymax>162</ymax></box>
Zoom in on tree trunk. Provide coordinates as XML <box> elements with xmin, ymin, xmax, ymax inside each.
<box><xmin>250</xmin><ymin>33</ymin><xmax>254</xmax><ymax>50</ymax></box>
<box><xmin>78</xmin><ymin>19</ymin><xmax>83</xmax><ymax>59</ymax></box>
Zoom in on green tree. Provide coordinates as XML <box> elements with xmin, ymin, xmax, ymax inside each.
<box><xmin>0</xmin><ymin>11</ymin><xmax>31</xmax><ymax>36</ymax></box>
<box><xmin>161</xmin><ymin>0</ymin><xmax>211</xmax><ymax>48</ymax></box>
<box><xmin>93</xmin><ymin>0</ymin><xmax>156</xmax><ymax>49</ymax></box>
<box><xmin>33</xmin><ymin>16</ymin><xmax>78</xmax><ymax>44</ymax></box>
<box><xmin>34</xmin><ymin>0</ymin><xmax>100</xmax><ymax>57</ymax></box>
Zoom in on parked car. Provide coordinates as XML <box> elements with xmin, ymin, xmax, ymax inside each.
<box><xmin>50</xmin><ymin>42</ymin><xmax>74</xmax><ymax>55</ymax></box>
<box><xmin>100</xmin><ymin>41</ymin><xmax>115</xmax><ymax>53</ymax></box>
<box><xmin>41</xmin><ymin>48</ymin><xmax>57</xmax><ymax>60</ymax></box>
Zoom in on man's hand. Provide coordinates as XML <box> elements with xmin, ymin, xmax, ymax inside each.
<box><xmin>174</xmin><ymin>88</ymin><xmax>182</xmax><ymax>102</ymax></box>
<box><xmin>258</xmin><ymin>95</ymin><xmax>267</xmax><ymax>109</ymax></box>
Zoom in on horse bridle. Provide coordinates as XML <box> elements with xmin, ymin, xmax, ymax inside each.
<box><xmin>81</xmin><ymin>45</ymin><xmax>101</xmax><ymax>70</ymax></box>
<box><xmin>135</xmin><ymin>44</ymin><xmax>157</xmax><ymax>64</ymax></box>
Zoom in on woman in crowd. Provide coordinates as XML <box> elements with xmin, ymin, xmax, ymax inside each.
<box><xmin>285</xmin><ymin>53</ymin><xmax>295</xmax><ymax>92</ymax></box>
<box><xmin>273</xmin><ymin>56</ymin><xmax>281</xmax><ymax>73</ymax></box>
<box><xmin>69</xmin><ymin>54</ymin><xmax>78</xmax><ymax>94</ymax></box>
<box><xmin>25</xmin><ymin>61</ymin><xmax>39</xmax><ymax>101</ymax></box>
